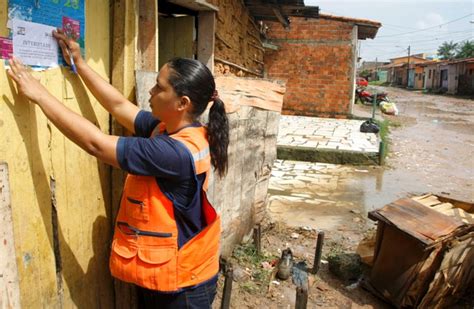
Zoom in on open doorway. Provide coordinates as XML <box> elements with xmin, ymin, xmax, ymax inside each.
<box><xmin>158</xmin><ymin>1</ymin><xmax>197</xmax><ymax>68</ymax></box>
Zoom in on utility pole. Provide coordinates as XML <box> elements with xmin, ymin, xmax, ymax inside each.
<box><xmin>406</xmin><ymin>45</ymin><xmax>411</xmax><ymax>87</ymax></box>
<box><xmin>375</xmin><ymin>57</ymin><xmax>378</xmax><ymax>81</ymax></box>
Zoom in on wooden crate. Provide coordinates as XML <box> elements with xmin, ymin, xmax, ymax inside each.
<box><xmin>367</xmin><ymin>194</ymin><xmax>473</xmax><ymax>308</ymax></box>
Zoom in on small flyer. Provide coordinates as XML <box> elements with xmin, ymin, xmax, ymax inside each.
<box><xmin>62</xmin><ymin>16</ymin><xmax>80</xmax><ymax>40</ymax></box>
<box><xmin>0</xmin><ymin>37</ymin><xmax>13</xmax><ymax>60</ymax></box>
<box><xmin>12</xmin><ymin>19</ymin><xmax>58</xmax><ymax>67</ymax></box>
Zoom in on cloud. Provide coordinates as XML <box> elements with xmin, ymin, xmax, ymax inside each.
<box><xmin>415</xmin><ymin>13</ymin><xmax>445</xmax><ymax>29</ymax></box>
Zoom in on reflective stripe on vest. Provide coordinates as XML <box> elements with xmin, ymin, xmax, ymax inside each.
<box><xmin>109</xmin><ymin>125</ymin><xmax>220</xmax><ymax>292</ymax></box>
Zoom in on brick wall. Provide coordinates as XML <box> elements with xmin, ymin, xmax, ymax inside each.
<box><xmin>207</xmin><ymin>0</ymin><xmax>264</xmax><ymax>76</ymax></box>
<box><xmin>264</xmin><ymin>17</ymin><xmax>357</xmax><ymax>118</ymax></box>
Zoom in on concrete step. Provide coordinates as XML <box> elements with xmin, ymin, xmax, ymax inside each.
<box><xmin>277</xmin><ymin>115</ymin><xmax>381</xmax><ymax>165</ymax></box>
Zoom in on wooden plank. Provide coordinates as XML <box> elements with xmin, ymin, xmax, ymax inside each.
<box><xmin>416</xmin><ymin>195</ymin><xmax>442</xmax><ymax>207</ymax></box>
<box><xmin>138</xmin><ymin>0</ymin><xmax>158</xmax><ymax>71</ymax></box>
<box><xmin>440</xmin><ymin>208</ymin><xmax>474</xmax><ymax>224</ymax></box>
<box><xmin>411</xmin><ymin>193</ymin><xmax>433</xmax><ymax>202</ymax></box>
<box><xmin>159</xmin><ymin>16</ymin><xmax>194</xmax><ymax>68</ymax></box>
<box><xmin>0</xmin><ymin>163</ymin><xmax>21</xmax><ymax>309</ymax></box>
<box><xmin>111</xmin><ymin>1</ymin><xmax>139</xmax><ymax>308</ymax></box>
<box><xmin>431</xmin><ymin>203</ymin><xmax>454</xmax><ymax>212</ymax></box>
<box><xmin>370</xmin><ymin>198</ymin><xmax>466</xmax><ymax>246</ymax></box>
<box><xmin>168</xmin><ymin>0</ymin><xmax>219</xmax><ymax>11</ymax></box>
<box><xmin>198</xmin><ymin>11</ymin><xmax>216</xmax><ymax>72</ymax></box>
<box><xmin>135</xmin><ymin>70</ymin><xmax>157</xmax><ymax>111</ymax></box>
<box><xmin>215</xmin><ymin>76</ymin><xmax>285</xmax><ymax>113</ymax></box>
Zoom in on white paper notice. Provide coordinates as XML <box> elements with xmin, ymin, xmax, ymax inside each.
<box><xmin>12</xmin><ymin>19</ymin><xmax>58</xmax><ymax>67</ymax></box>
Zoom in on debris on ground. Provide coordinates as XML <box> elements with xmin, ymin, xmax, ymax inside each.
<box><xmin>367</xmin><ymin>194</ymin><xmax>473</xmax><ymax>308</ymax></box>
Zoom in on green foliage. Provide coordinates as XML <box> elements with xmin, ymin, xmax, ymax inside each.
<box><xmin>437</xmin><ymin>40</ymin><xmax>474</xmax><ymax>60</ymax></box>
<box><xmin>455</xmin><ymin>40</ymin><xmax>474</xmax><ymax>59</ymax></box>
<box><xmin>437</xmin><ymin>41</ymin><xmax>458</xmax><ymax>60</ymax></box>
<box><xmin>369</xmin><ymin>80</ymin><xmax>389</xmax><ymax>86</ymax></box>
<box><xmin>232</xmin><ymin>243</ymin><xmax>276</xmax><ymax>295</ymax></box>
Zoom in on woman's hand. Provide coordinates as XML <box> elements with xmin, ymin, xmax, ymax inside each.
<box><xmin>7</xmin><ymin>56</ymin><xmax>49</xmax><ymax>103</ymax></box>
<box><xmin>52</xmin><ymin>28</ymin><xmax>84</xmax><ymax>68</ymax></box>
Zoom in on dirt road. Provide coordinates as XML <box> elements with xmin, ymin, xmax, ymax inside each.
<box><xmin>215</xmin><ymin>88</ymin><xmax>473</xmax><ymax>308</ymax></box>
<box><xmin>374</xmin><ymin>86</ymin><xmax>473</xmax><ymax>203</ymax></box>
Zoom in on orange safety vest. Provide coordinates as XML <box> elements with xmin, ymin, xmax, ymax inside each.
<box><xmin>109</xmin><ymin>124</ymin><xmax>220</xmax><ymax>292</ymax></box>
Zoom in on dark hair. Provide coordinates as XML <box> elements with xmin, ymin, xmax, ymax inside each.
<box><xmin>166</xmin><ymin>58</ymin><xmax>229</xmax><ymax>177</ymax></box>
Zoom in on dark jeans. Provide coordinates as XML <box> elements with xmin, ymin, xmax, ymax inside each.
<box><xmin>137</xmin><ymin>279</ymin><xmax>217</xmax><ymax>309</ymax></box>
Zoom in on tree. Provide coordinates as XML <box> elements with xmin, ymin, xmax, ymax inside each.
<box><xmin>437</xmin><ymin>41</ymin><xmax>458</xmax><ymax>60</ymax></box>
<box><xmin>455</xmin><ymin>40</ymin><xmax>474</xmax><ymax>59</ymax></box>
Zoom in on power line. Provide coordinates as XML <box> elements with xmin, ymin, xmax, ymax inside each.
<box><xmin>377</xmin><ymin>13</ymin><xmax>473</xmax><ymax>38</ymax></box>
<box><xmin>365</xmin><ymin>32</ymin><xmax>473</xmax><ymax>47</ymax></box>
<box><xmin>369</xmin><ymin>29</ymin><xmax>474</xmax><ymax>44</ymax></box>
<box><xmin>366</xmin><ymin>37</ymin><xmax>472</xmax><ymax>60</ymax></box>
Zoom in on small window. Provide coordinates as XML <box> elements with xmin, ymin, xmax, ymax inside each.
<box><xmin>470</xmin><ymin>69</ymin><xmax>473</xmax><ymax>75</ymax></box>
<box><xmin>428</xmin><ymin>70</ymin><xmax>432</xmax><ymax>79</ymax></box>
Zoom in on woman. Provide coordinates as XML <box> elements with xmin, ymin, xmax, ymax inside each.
<box><xmin>7</xmin><ymin>29</ymin><xmax>229</xmax><ymax>308</ymax></box>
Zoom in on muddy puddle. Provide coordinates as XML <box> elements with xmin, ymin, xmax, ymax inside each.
<box><xmin>269</xmin><ymin>87</ymin><xmax>473</xmax><ymax>231</ymax></box>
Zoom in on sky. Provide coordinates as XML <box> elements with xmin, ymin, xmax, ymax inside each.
<box><xmin>304</xmin><ymin>0</ymin><xmax>474</xmax><ymax>62</ymax></box>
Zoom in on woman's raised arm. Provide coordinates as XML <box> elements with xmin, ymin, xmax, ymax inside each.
<box><xmin>7</xmin><ymin>56</ymin><xmax>120</xmax><ymax>168</ymax></box>
<box><xmin>53</xmin><ymin>29</ymin><xmax>140</xmax><ymax>133</ymax></box>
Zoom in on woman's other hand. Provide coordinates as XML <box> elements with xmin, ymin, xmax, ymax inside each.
<box><xmin>52</xmin><ymin>28</ymin><xmax>84</xmax><ymax>68</ymax></box>
<box><xmin>7</xmin><ymin>56</ymin><xmax>49</xmax><ymax>103</ymax></box>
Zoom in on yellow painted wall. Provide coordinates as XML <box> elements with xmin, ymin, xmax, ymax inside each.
<box><xmin>0</xmin><ymin>1</ymin><xmax>114</xmax><ymax>307</ymax></box>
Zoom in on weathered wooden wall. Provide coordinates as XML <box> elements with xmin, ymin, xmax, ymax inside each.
<box><xmin>209</xmin><ymin>77</ymin><xmax>283</xmax><ymax>256</ymax></box>
<box><xmin>0</xmin><ymin>1</ymin><xmax>114</xmax><ymax>308</ymax></box>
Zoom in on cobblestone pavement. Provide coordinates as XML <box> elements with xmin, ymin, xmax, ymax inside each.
<box><xmin>277</xmin><ymin>115</ymin><xmax>379</xmax><ymax>153</ymax></box>
<box><xmin>268</xmin><ymin>159</ymin><xmax>373</xmax><ymax>231</ymax></box>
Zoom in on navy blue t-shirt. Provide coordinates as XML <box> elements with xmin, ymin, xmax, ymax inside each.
<box><xmin>116</xmin><ymin>111</ymin><xmax>206</xmax><ymax>248</ymax></box>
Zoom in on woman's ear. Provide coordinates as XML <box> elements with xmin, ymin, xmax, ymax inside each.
<box><xmin>178</xmin><ymin>96</ymin><xmax>192</xmax><ymax>112</ymax></box>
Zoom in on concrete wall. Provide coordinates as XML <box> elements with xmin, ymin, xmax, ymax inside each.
<box><xmin>264</xmin><ymin>17</ymin><xmax>356</xmax><ymax>118</ymax></box>
<box><xmin>0</xmin><ymin>1</ymin><xmax>114</xmax><ymax>308</ymax></box>
<box><xmin>207</xmin><ymin>0</ymin><xmax>264</xmax><ymax>76</ymax></box>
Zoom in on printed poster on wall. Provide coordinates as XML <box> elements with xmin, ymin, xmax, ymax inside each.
<box><xmin>12</xmin><ymin>19</ymin><xmax>58</xmax><ymax>67</ymax></box>
<box><xmin>7</xmin><ymin>0</ymin><xmax>85</xmax><ymax>68</ymax></box>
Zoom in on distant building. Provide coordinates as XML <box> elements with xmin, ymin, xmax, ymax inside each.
<box><xmin>419</xmin><ymin>58</ymin><xmax>474</xmax><ymax>95</ymax></box>
<box><xmin>358</xmin><ymin>60</ymin><xmax>390</xmax><ymax>81</ymax></box>
<box><xmin>380</xmin><ymin>55</ymin><xmax>430</xmax><ymax>87</ymax></box>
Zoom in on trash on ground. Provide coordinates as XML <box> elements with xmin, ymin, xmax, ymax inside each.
<box><xmin>360</xmin><ymin>119</ymin><xmax>380</xmax><ymax>133</ymax></box>
<box><xmin>276</xmin><ymin>248</ymin><xmax>293</xmax><ymax>280</ymax></box>
<box><xmin>379</xmin><ymin>101</ymin><xmax>399</xmax><ymax>115</ymax></box>
<box><xmin>290</xmin><ymin>232</ymin><xmax>300</xmax><ymax>239</ymax></box>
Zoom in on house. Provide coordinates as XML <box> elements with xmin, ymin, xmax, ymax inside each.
<box><xmin>263</xmin><ymin>14</ymin><xmax>381</xmax><ymax>118</ymax></box>
<box><xmin>358</xmin><ymin>60</ymin><xmax>390</xmax><ymax>81</ymax></box>
<box><xmin>456</xmin><ymin>58</ymin><xmax>474</xmax><ymax>95</ymax></box>
<box><xmin>383</xmin><ymin>54</ymin><xmax>430</xmax><ymax>87</ymax></box>
<box><xmin>421</xmin><ymin>58</ymin><xmax>474</xmax><ymax>95</ymax></box>
<box><xmin>421</xmin><ymin>60</ymin><xmax>443</xmax><ymax>91</ymax></box>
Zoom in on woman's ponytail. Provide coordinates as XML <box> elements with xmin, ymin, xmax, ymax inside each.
<box><xmin>166</xmin><ymin>58</ymin><xmax>229</xmax><ymax>177</ymax></box>
<box><xmin>207</xmin><ymin>97</ymin><xmax>229</xmax><ymax>177</ymax></box>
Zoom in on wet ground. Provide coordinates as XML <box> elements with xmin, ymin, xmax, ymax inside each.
<box><xmin>214</xmin><ymin>87</ymin><xmax>473</xmax><ymax>309</ymax></box>
<box><xmin>270</xmin><ymin>87</ymin><xmax>473</xmax><ymax>231</ymax></box>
